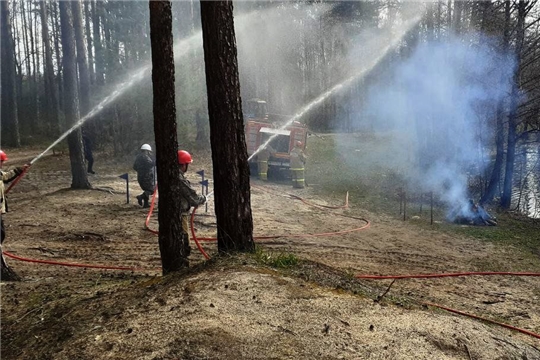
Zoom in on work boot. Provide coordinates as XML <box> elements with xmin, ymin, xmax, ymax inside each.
<box><xmin>136</xmin><ymin>195</ymin><xmax>143</xmax><ymax>207</ymax></box>
<box><xmin>142</xmin><ymin>193</ymin><xmax>150</xmax><ymax>208</ymax></box>
<box><xmin>143</xmin><ymin>198</ymin><xmax>150</xmax><ymax>209</ymax></box>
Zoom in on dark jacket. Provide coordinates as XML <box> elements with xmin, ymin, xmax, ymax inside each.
<box><xmin>133</xmin><ymin>151</ymin><xmax>155</xmax><ymax>192</ymax></box>
<box><xmin>179</xmin><ymin>170</ymin><xmax>206</xmax><ymax>215</ymax></box>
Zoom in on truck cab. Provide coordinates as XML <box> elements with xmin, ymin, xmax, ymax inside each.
<box><xmin>244</xmin><ymin>99</ymin><xmax>308</xmax><ymax>178</ymax></box>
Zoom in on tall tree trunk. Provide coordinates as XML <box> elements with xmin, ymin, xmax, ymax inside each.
<box><xmin>453</xmin><ymin>0</ymin><xmax>462</xmax><ymax>34</ymax></box>
<box><xmin>426</xmin><ymin>2</ymin><xmax>435</xmax><ymax>41</ymax></box>
<box><xmin>72</xmin><ymin>0</ymin><xmax>91</xmax><ymax>117</ymax></box>
<box><xmin>501</xmin><ymin>0</ymin><xmax>527</xmax><ymax>209</ymax></box>
<box><xmin>11</xmin><ymin>0</ymin><xmax>24</xmax><ymax>131</ymax></box>
<box><xmin>84</xmin><ymin>1</ymin><xmax>95</xmax><ymax>85</ymax></box>
<box><xmin>27</xmin><ymin>0</ymin><xmax>39</xmax><ymax>133</ymax></box>
<box><xmin>149</xmin><ymin>0</ymin><xmax>189</xmax><ymax>273</ymax></box>
<box><xmin>59</xmin><ymin>1</ymin><xmax>91</xmax><ymax>189</ymax></box>
<box><xmin>482</xmin><ymin>0</ymin><xmax>511</xmax><ymax>204</ymax></box>
<box><xmin>200</xmin><ymin>0</ymin><xmax>255</xmax><ymax>253</ymax></box>
<box><xmin>1</xmin><ymin>0</ymin><xmax>21</xmax><ymax>147</ymax></box>
<box><xmin>93</xmin><ymin>0</ymin><xmax>104</xmax><ymax>85</ymax></box>
<box><xmin>446</xmin><ymin>0</ymin><xmax>452</xmax><ymax>31</ymax></box>
<box><xmin>436</xmin><ymin>0</ymin><xmax>442</xmax><ymax>39</ymax></box>
<box><xmin>40</xmin><ymin>0</ymin><xmax>60</xmax><ymax>137</ymax></box>
<box><xmin>21</xmin><ymin>0</ymin><xmax>32</xmax><ymax>89</ymax></box>
<box><xmin>52</xmin><ymin>1</ymin><xmax>64</xmax><ymax>113</ymax></box>
<box><xmin>34</xmin><ymin>5</ymin><xmax>41</xmax><ymax>133</ymax></box>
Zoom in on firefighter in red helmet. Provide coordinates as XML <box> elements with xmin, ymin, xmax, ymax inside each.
<box><xmin>177</xmin><ymin>150</ymin><xmax>206</xmax><ymax>254</ymax></box>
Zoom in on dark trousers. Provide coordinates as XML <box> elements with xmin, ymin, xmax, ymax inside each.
<box><xmin>1</xmin><ymin>219</ymin><xmax>5</xmax><ymax>244</ymax></box>
<box><xmin>85</xmin><ymin>153</ymin><xmax>94</xmax><ymax>172</ymax></box>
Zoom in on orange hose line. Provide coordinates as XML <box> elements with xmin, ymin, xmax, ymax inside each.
<box><xmin>146</xmin><ymin>185</ymin><xmax>367</xmax><ymax>244</ymax></box>
<box><xmin>193</xmin><ymin>219</ymin><xmax>371</xmax><ymax>242</ymax></box>
<box><xmin>190</xmin><ymin>207</ymin><xmax>210</xmax><ymax>260</ymax></box>
<box><xmin>423</xmin><ymin>302</ymin><xmax>540</xmax><ymax>340</ymax></box>
<box><xmin>144</xmin><ymin>184</ymin><xmax>159</xmax><ymax>235</ymax></box>
<box><xmin>2</xmin><ymin>250</ymin><xmax>155</xmax><ymax>272</ymax></box>
<box><xmin>356</xmin><ymin>272</ymin><xmax>540</xmax><ymax>279</ymax></box>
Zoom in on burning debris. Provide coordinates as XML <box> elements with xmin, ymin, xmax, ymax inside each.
<box><xmin>449</xmin><ymin>200</ymin><xmax>498</xmax><ymax>226</ymax></box>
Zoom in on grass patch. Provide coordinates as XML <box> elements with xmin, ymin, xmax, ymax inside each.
<box><xmin>306</xmin><ymin>133</ymin><xmax>404</xmax><ymax>214</ymax></box>
<box><xmin>433</xmin><ymin>213</ymin><xmax>540</xmax><ymax>256</ymax></box>
<box><xmin>307</xmin><ymin>133</ymin><xmax>540</xmax><ymax>264</ymax></box>
<box><xmin>254</xmin><ymin>246</ymin><xmax>299</xmax><ymax>268</ymax></box>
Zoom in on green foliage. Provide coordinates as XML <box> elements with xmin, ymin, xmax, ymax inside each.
<box><xmin>254</xmin><ymin>246</ymin><xmax>299</xmax><ymax>268</ymax></box>
<box><xmin>437</xmin><ymin>214</ymin><xmax>540</xmax><ymax>257</ymax></box>
<box><xmin>307</xmin><ymin>133</ymin><xmax>540</xmax><ymax>269</ymax></box>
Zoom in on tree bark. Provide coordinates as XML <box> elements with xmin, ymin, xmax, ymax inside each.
<box><xmin>1</xmin><ymin>0</ymin><xmax>21</xmax><ymax>147</ymax></box>
<box><xmin>72</xmin><ymin>0</ymin><xmax>91</xmax><ymax>116</ymax></box>
<box><xmin>481</xmin><ymin>0</ymin><xmax>511</xmax><ymax>204</ymax></box>
<box><xmin>501</xmin><ymin>0</ymin><xmax>527</xmax><ymax>209</ymax></box>
<box><xmin>446</xmin><ymin>0</ymin><xmax>452</xmax><ymax>31</ymax></box>
<box><xmin>84</xmin><ymin>1</ymin><xmax>95</xmax><ymax>85</ymax></box>
<box><xmin>59</xmin><ymin>1</ymin><xmax>91</xmax><ymax>189</ymax></box>
<box><xmin>149</xmin><ymin>0</ymin><xmax>189</xmax><ymax>273</ymax></box>
<box><xmin>40</xmin><ymin>0</ymin><xmax>61</xmax><ymax>137</ymax></box>
<box><xmin>52</xmin><ymin>1</ymin><xmax>64</xmax><ymax>112</ymax></box>
<box><xmin>93</xmin><ymin>0</ymin><xmax>104</xmax><ymax>85</ymax></box>
<box><xmin>1</xmin><ymin>253</ymin><xmax>21</xmax><ymax>281</ymax></box>
<box><xmin>34</xmin><ymin>5</ymin><xmax>41</xmax><ymax>132</ymax></box>
<box><xmin>453</xmin><ymin>0</ymin><xmax>462</xmax><ymax>34</ymax></box>
<box><xmin>200</xmin><ymin>0</ymin><xmax>255</xmax><ymax>253</ymax></box>
<box><xmin>21</xmin><ymin>0</ymin><xmax>32</xmax><ymax>92</ymax></box>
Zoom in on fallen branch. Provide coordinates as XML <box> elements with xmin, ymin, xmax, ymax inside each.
<box><xmin>464</xmin><ymin>343</ymin><xmax>472</xmax><ymax>360</ymax></box>
<box><xmin>15</xmin><ymin>307</ymin><xmax>43</xmax><ymax>323</ymax></box>
<box><xmin>375</xmin><ymin>279</ymin><xmax>396</xmax><ymax>303</ymax></box>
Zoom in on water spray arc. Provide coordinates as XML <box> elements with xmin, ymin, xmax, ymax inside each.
<box><xmin>28</xmin><ymin>7</ymin><xmax>272</xmax><ymax>166</ymax></box>
<box><xmin>30</xmin><ymin>67</ymin><xmax>149</xmax><ymax>165</ymax></box>
<box><xmin>30</xmin><ymin>30</ymin><xmax>203</xmax><ymax>165</ymax></box>
<box><xmin>247</xmin><ymin>16</ymin><xmax>422</xmax><ymax>162</ymax></box>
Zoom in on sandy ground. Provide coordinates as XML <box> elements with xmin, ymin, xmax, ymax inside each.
<box><xmin>1</xmin><ymin>148</ymin><xmax>539</xmax><ymax>359</ymax></box>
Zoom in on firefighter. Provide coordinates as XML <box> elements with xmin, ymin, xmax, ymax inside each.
<box><xmin>133</xmin><ymin>144</ymin><xmax>155</xmax><ymax>208</ymax></box>
<box><xmin>0</xmin><ymin>150</ymin><xmax>29</xmax><ymax>244</ymax></box>
<box><xmin>290</xmin><ymin>141</ymin><xmax>307</xmax><ymax>189</ymax></box>
<box><xmin>177</xmin><ymin>150</ymin><xmax>206</xmax><ymax>251</ymax></box>
<box><xmin>82</xmin><ymin>132</ymin><xmax>95</xmax><ymax>174</ymax></box>
<box><xmin>257</xmin><ymin>144</ymin><xmax>275</xmax><ymax>181</ymax></box>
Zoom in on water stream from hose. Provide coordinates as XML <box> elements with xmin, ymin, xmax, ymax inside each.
<box><xmin>248</xmin><ymin>16</ymin><xmax>422</xmax><ymax>161</ymax></box>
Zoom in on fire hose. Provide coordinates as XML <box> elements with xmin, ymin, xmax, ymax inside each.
<box><xmin>144</xmin><ymin>186</ymin><xmax>369</xmax><ymax>245</ymax></box>
<box><xmin>5</xmin><ymin>165</ymin><xmax>31</xmax><ymax>194</ymax></box>
<box><xmin>3</xmin><ymin>175</ymin><xmax>540</xmax><ymax>341</ymax></box>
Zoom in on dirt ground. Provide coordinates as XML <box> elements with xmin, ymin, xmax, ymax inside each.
<box><xmin>1</xmin><ymin>147</ymin><xmax>540</xmax><ymax>359</ymax></box>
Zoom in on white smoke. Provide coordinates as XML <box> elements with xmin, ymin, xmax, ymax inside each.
<box><xmin>340</xmin><ymin>34</ymin><xmax>516</xmax><ymax>212</ymax></box>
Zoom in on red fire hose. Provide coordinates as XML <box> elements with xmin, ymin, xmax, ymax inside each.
<box><xmin>423</xmin><ymin>302</ymin><xmax>540</xmax><ymax>340</ymax></box>
<box><xmin>5</xmin><ymin>178</ymin><xmax>540</xmax><ymax>341</ymax></box>
<box><xmin>5</xmin><ymin>165</ymin><xmax>31</xmax><ymax>194</ymax></box>
<box><xmin>145</xmin><ymin>187</ymin><xmax>369</xmax><ymax>247</ymax></box>
<box><xmin>2</xmin><ymin>250</ymin><xmax>150</xmax><ymax>271</ymax></box>
<box><xmin>356</xmin><ymin>271</ymin><xmax>540</xmax><ymax>279</ymax></box>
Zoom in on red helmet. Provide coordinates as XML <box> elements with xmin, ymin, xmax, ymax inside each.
<box><xmin>0</xmin><ymin>150</ymin><xmax>7</xmax><ymax>161</ymax></box>
<box><xmin>177</xmin><ymin>150</ymin><xmax>193</xmax><ymax>165</ymax></box>
<box><xmin>295</xmin><ymin>141</ymin><xmax>303</xmax><ymax>147</ymax></box>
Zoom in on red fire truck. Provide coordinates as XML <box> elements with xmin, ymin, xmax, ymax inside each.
<box><xmin>244</xmin><ymin>99</ymin><xmax>308</xmax><ymax>178</ymax></box>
